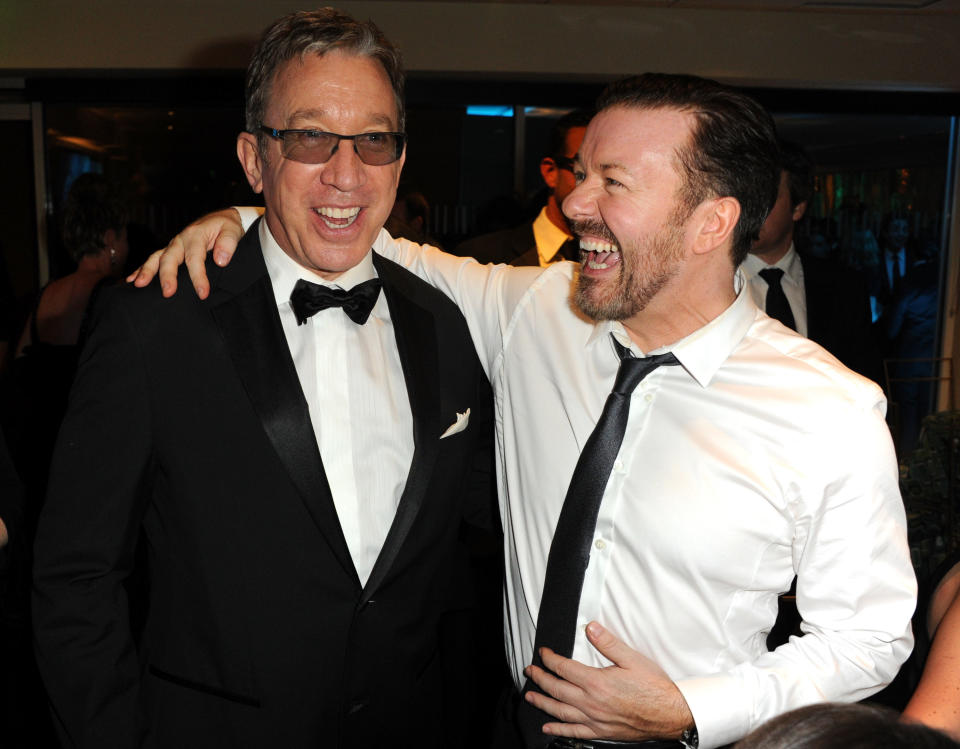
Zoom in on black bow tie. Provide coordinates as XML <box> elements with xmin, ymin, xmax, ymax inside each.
<box><xmin>289</xmin><ymin>277</ymin><xmax>382</xmax><ymax>325</ymax></box>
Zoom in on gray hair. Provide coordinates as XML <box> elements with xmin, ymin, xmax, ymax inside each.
<box><xmin>245</xmin><ymin>7</ymin><xmax>405</xmax><ymax>152</ymax></box>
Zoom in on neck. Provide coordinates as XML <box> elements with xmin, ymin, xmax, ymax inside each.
<box><xmin>77</xmin><ymin>251</ymin><xmax>116</xmax><ymax>280</ymax></box>
<box><xmin>751</xmin><ymin>238</ymin><xmax>792</xmax><ymax>266</ymax></box>
<box><xmin>621</xmin><ymin>261</ymin><xmax>737</xmax><ymax>352</ymax></box>
<box><xmin>545</xmin><ymin>196</ymin><xmax>570</xmax><ymax>235</ymax></box>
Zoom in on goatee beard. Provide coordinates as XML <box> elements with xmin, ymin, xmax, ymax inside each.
<box><xmin>574</xmin><ymin>220</ymin><xmax>684</xmax><ymax>322</ymax></box>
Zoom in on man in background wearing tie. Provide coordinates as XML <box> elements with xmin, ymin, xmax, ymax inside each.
<box><xmin>456</xmin><ymin>109</ymin><xmax>593</xmax><ymax>266</ymax></box>
<box><xmin>32</xmin><ymin>9</ymin><xmax>493</xmax><ymax>748</ymax></box>
<box><xmin>742</xmin><ymin>140</ymin><xmax>881</xmax><ymax>383</ymax></box>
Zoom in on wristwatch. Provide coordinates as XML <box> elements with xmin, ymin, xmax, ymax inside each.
<box><xmin>681</xmin><ymin>726</ymin><xmax>699</xmax><ymax>748</ymax></box>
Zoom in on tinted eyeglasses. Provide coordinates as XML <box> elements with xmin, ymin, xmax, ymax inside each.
<box><xmin>258</xmin><ymin>126</ymin><xmax>406</xmax><ymax>166</ymax></box>
<box><xmin>552</xmin><ymin>155</ymin><xmax>576</xmax><ymax>172</ymax></box>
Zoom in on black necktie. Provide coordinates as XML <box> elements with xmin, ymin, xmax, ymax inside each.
<box><xmin>758</xmin><ymin>268</ymin><xmax>796</xmax><ymax>331</ymax></box>
<box><xmin>516</xmin><ymin>336</ymin><xmax>680</xmax><ymax>747</ymax></box>
<box><xmin>289</xmin><ymin>278</ymin><xmax>381</xmax><ymax>326</ymax></box>
<box><xmin>550</xmin><ymin>238</ymin><xmax>580</xmax><ymax>264</ymax></box>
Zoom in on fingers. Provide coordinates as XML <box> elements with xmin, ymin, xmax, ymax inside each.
<box><xmin>212</xmin><ymin>231</ymin><xmax>240</xmax><ymax>268</ymax></box>
<box><xmin>185</xmin><ymin>239</ymin><xmax>211</xmax><ymax>300</ymax></box>
<box><xmin>128</xmin><ymin>249</ymin><xmax>165</xmax><ymax>287</ymax></box>
<box><xmin>129</xmin><ymin>208</ymin><xmax>247</xmax><ymax>300</ymax></box>
<box><xmin>539</xmin><ymin>647</ymin><xmax>592</xmax><ymax>688</ymax></box>
<box><xmin>523</xmin><ymin>680</ymin><xmax>591</xmax><ymax>726</ymax></box>
<box><xmin>585</xmin><ymin>622</ymin><xmax>634</xmax><ymax>667</ymax></box>
<box><xmin>526</xmin><ymin>660</ymin><xmax>579</xmax><ymax>701</ymax></box>
<box><xmin>157</xmin><ymin>235</ymin><xmax>187</xmax><ymax>298</ymax></box>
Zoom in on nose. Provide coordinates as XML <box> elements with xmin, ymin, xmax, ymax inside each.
<box><xmin>319</xmin><ymin>138</ymin><xmax>365</xmax><ymax>192</ymax></box>
<box><xmin>562</xmin><ymin>178</ymin><xmax>593</xmax><ymax>223</ymax></box>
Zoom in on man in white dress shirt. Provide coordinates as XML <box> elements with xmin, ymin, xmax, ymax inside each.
<box><xmin>138</xmin><ymin>73</ymin><xmax>915</xmax><ymax>749</ymax></box>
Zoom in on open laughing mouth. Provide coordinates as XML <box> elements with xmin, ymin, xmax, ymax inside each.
<box><xmin>580</xmin><ymin>238</ymin><xmax>621</xmax><ymax>270</ymax></box>
<box><xmin>315</xmin><ymin>206</ymin><xmax>361</xmax><ymax>229</ymax></box>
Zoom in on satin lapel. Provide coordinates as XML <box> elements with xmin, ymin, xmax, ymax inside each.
<box><xmin>210</xmin><ymin>226</ymin><xmax>359</xmax><ymax>586</ymax></box>
<box><xmin>361</xmin><ymin>254</ymin><xmax>442</xmax><ymax>602</ymax></box>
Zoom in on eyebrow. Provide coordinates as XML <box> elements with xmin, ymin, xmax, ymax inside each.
<box><xmin>599</xmin><ymin>161</ymin><xmax>632</xmax><ymax>174</ymax></box>
<box><xmin>287</xmin><ymin>109</ymin><xmax>397</xmax><ymax>130</ymax></box>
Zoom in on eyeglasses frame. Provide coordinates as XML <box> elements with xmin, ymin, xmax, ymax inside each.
<box><xmin>257</xmin><ymin>126</ymin><xmax>406</xmax><ymax>165</ymax></box>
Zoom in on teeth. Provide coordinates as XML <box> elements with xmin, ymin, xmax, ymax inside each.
<box><xmin>318</xmin><ymin>206</ymin><xmax>361</xmax><ymax>219</ymax></box>
<box><xmin>578</xmin><ymin>237</ymin><xmax>620</xmax><ymax>270</ymax></box>
<box><xmin>580</xmin><ymin>238</ymin><xmax>618</xmax><ymax>254</ymax></box>
<box><xmin>316</xmin><ymin>206</ymin><xmax>361</xmax><ymax>228</ymax></box>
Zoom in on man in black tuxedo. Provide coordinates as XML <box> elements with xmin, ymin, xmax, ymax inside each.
<box><xmin>456</xmin><ymin>110</ymin><xmax>592</xmax><ymax>267</ymax></box>
<box><xmin>32</xmin><ymin>9</ymin><xmax>492</xmax><ymax>749</ymax></box>
<box><xmin>742</xmin><ymin>140</ymin><xmax>881</xmax><ymax>384</ymax></box>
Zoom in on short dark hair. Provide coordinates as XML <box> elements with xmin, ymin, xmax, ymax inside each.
<box><xmin>737</xmin><ymin>703</ymin><xmax>960</xmax><ymax>749</ymax></box>
<box><xmin>61</xmin><ymin>173</ymin><xmax>128</xmax><ymax>262</ymax></box>
<box><xmin>546</xmin><ymin>108</ymin><xmax>594</xmax><ymax>161</ymax></box>
<box><xmin>779</xmin><ymin>139</ymin><xmax>814</xmax><ymax>208</ymax></box>
<box><xmin>595</xmin><ymin>73</ymin><xmax>780</xmax><ymax>266</ymax></box>
<box><xmin>245</xmin><ymin>8</ymin><xmax>405</xmax><ymax>153</ymax></box>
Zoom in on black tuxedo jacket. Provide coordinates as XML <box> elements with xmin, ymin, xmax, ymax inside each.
<box><xmin>802</xmin><ymin>253</ymin><xmax>882</xmax><ymax>385</ymax></box>
<box><xmin>33</xmin><ymin>224</ymin><xmax>494</xmax><ymax>749</ymax></box>
<box><xmin>455</xmin><ymin>221</ymin><xmax>540</xmax><ymax>266</ymax></box>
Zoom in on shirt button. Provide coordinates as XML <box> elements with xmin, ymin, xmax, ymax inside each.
<box><xmin>613</xmin><ymin>459</ymin><xmax>624</xmax><ymax>472</ymax></box>
<box><xmin>595</xmin><ymin>538</ymin><xmax>607</xmax><ymax>550</ymax></box>
<box><xmin>645</xmin><ymin>393</ymin><xmax>653</xmax><ymax>402</ymax></box>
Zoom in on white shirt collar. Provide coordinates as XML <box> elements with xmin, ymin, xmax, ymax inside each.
<box><xmin>741</xmin><ymin>242</ymin><xmax>801</xmax><ymax>284</ymax></box>
<box><xmin>259</xmin><ymin>219</ymin><xmax>378</xmax><ymax>309</ymax></box>
<box><xmin>532</xmin><ymin>206</ymin><xmax>573</xmax><ymax>266</ymax></box>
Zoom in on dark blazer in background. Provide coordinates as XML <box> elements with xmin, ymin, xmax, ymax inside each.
<box><xmin>802</xmin><ymin>252</ymin><xmax>883</xmax><ymax>385</ymax></box>
<box><xmin>33</xmin><ymin>223</ymin><xmax>495</xmax><ymax>749</ymax></box>
<box><xmin>455</xmin><ymin>221</ymin><xmax>540</xmax><ymax>266</ymax></box>
<box><xmin>0</xmin><ymin>426</ymin><xmax>23</xmax><ymax>577</ymax></box>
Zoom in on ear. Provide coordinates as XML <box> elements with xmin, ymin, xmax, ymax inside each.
<box><xmin>792</xmin><ymin>200</ymin><xmax>808</xmax><ymax>222</ymax></box>
<box><xmin>690</xmin><ymin>197</ymin><xmax>740</xmax><ymax>257</ymax></box>
<box><xmin>237</xmin><ymin>132</ymin><xmax>265</xmax><ymax>194</ymax></box>
<box><xmin>103</xmin><ymin>227</ymin><xmax>118</xmax><ymax>249</ymax></box>
<box><xmin>540</xmin><ymin>157</ymin><xmax>559</xmax><ymax>191</ymax></box>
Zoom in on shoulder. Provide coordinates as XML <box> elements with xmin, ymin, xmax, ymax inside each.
<box><xmin>741</xmin><ymin>317</ymin><xmax>884</xmax><ymax>412</ymax></box>
<box><xmin>373</xmin><ymin>252</ymin><xmax>466</xmax><ymax>320</ymax></box>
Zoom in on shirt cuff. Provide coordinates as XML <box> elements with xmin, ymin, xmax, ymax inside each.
<box><xmin>675</xmin><ymin>673</ymin><xmax>750</xmax><ymax>749</ymax></box>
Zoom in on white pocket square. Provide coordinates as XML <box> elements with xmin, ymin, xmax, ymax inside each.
<box><xmin>440</xmin><ymin>408</ymin><xmax>471</xmax><ymax>439</ymax></box>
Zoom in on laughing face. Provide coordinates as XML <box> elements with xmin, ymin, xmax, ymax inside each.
<box><xmin>564</xmin><ymin>105</ymin><xmax>694</xmax><ymax>322</ymax></box>
<box><xmin>237</xmin><ymin>49</ymin><xmax>405</xmax><ymax>279</ymax></box>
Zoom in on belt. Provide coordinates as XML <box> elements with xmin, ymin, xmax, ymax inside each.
<box><xmin>548</xmin><ymin>739</ymin><xmax>685</xmax><ymax>749</ymax></box>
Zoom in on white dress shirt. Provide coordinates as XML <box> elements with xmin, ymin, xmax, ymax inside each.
<box><xmin>742</xmin><ymin>243</ymin><xmax>808</xmax><ymax>337</ymax></box>
<box><xmin>372</xmin><ymin>232</ymin><xmax>915</xmax><ymax>749</ymax></box>
<box><xmin>260</xmin><ymin>221</ymin><xmax>413</xmax><ymax>586</ymax></box>
<box><xmin>531</xmin><ymin>206</ymin><xmax>574</xmax><ymax>267</ymax></box>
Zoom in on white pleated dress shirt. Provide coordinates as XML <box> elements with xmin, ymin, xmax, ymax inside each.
<box><xmin>742</xmin><ymin>244</ymin><xmax>808</xmax><ymax>337</ymax></box>
<box><xmin>260</xmin><ymin>221</ymin><xmax>413</xmax><ymax>586</ymax></box>
<box><xmin>374</xmin><ymin>232</ymin><xmax>915</xmax><ymax>749</ymax></box>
